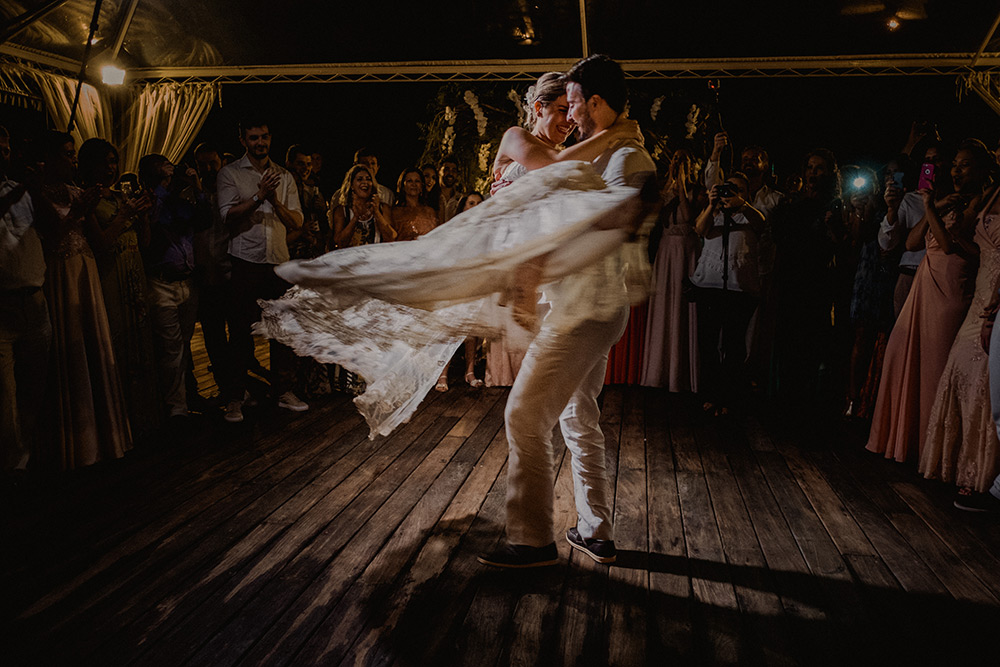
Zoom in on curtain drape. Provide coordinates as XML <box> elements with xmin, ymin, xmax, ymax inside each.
<box><xmin>19</xmin><ymin>68</ymin><xmax>216</xmax><ymax>174</ymax></box>
<box><xmin>117</xmin><ymin>82</ymin><xmax>217</xmax><ymax>174</ymax></box>
<box><xmin>27</xmin><ymin>70</ymin><xmax>113</xmax><ymax>148</ymax></box>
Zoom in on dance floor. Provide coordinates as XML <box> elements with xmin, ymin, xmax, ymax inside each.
<box><xmin>4</xmin><ymin>377</ymin><xmax>1000</xmax><ymax>665</ymax></box>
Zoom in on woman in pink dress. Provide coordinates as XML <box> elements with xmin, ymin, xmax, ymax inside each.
<box><xmin>867</xmin><ymin>141</ymin><xmax>990</xmax><ymax>463</ymax></box>
<box><xmin>639</xmin><ymin>149</ymin><xmax>702</xmax><ymax>392</ymax></box>
<box><xmin>921</xmin><ymin>141</ymin><xmax>1000</xmax><ymax>505</ymax></box>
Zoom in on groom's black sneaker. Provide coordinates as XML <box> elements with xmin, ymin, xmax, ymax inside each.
<box><xmin>566</xmin><ymin>527</ymin><xmax>617</xmax><ymax>564</ymax></box>
<box><xmin>477</xmin><ymin>542</ymin><xmax>559</xmax><ymax>568</ymax></box>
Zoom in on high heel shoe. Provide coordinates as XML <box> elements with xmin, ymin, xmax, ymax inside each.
<box><xmin>435</xmin><ymin>376</ymin><xmax>449</xmax><ymax>392</ymax></box>
<box><xmin>465</xmin><ymin>372</ymin><xmax>484</xmax><ymax>389</ymax></box>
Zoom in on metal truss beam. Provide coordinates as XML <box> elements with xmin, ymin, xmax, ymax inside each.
<box><xmin>119</xmin><ymin>53</ymin><xmax>1000</xmax><ymax>86</ymax></box>
<box><xmin>0</xmin><ymin>43</ymin><xmax>80</xmax><ymax>74</ymax></box>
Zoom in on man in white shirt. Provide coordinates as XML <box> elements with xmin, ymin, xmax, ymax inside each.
<box><xmin>479</xmin><ymin>55</ymin><xmax>656</xmax><ymax>569</ymax></box>
<box><xmin>878</xmin><ymin>144</ymin><xmax>945</xmax><ymax>317</ymax></box>
<box><xmin>217</xmin><ymin>118</ymin><xmax>306</xmax><ymax>423</ymax></box>
<box><xmin>0</xmin><ymin>126</ymin><xmax>50</xmax><ymax>473</ymax></box>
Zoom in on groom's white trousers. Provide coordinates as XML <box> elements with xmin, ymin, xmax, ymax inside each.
<box><xmin>504</xmin><ymin>306</ymin><xmax>629</xmax><ymax>547</ymax></box>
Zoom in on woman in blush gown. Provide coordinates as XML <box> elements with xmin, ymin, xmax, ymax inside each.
<box><xmin>639</xmin><ymin>148</ymin><xmax>703</xmax><ymax>392</ymax></box>
<box><xmin>34</xmin><ymin>131</ymin><xmax>132</xmax><ymax>469</ymax></box>
<box><xmin>921</xmin><ymin>141</ymin><xmax>1000</xmax><ymax>504</ymax></box>
<box><xmin>867</xmin><ymin>141</ymin><xmax>990</xmax><ymax>464</ymax></box>
<box><xmin>259</xmin><ymin>73</ymin><xmax>650</xmax><ymax>436</ymax></box>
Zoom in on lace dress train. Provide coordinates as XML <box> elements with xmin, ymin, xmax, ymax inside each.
<box><xmin>258</xmin><ymin>162</ymin><xmax>647</xmax><ymax>437</ymax></box>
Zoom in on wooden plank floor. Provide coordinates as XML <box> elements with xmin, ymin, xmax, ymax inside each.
<box><xmin>3</xmin><ymin>382</ymin><xmax>1000</xmax><ymax>666</ymax></box>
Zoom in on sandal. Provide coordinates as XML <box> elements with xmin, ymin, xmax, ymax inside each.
<box><xmin>435</xmin><ymin>375</ymin><xmax>449</xmax><ymax>392</ymax></box>
<box><xmin>465</xmin><ymin>372</ymin><xmax>484</xmax><ymax>389</ymax></box>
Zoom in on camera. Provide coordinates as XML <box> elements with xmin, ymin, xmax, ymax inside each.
<box><xmin>716</xmin><ymin>183</ymin><xmax>738</xmax><ymax>198</ymax></box>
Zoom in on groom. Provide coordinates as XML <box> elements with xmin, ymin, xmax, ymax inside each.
<box><xmin>479</xmin><ymin>55</ymin><xmax>656</xmax><ymax>568</ymax></box>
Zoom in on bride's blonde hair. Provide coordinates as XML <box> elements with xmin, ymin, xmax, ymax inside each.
<box><xmin>524</xmin><ymin>72</ymin><xmax>565</xmax><ymax>131</ymax></box>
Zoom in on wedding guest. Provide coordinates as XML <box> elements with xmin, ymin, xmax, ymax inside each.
<box><xmin>921</xmin><ymin>140</ymin><xmax>1000</xmax><ymax>502</ymax></box>
<box><xmin>353</xmin><ymin>147</ymin><xmax>394</xmax><ymax>209</ymax></box>
<box><xmin>34</xmin><ymin>131</ymin><xmax>131</xmax><ymax>468</ymax></box>
<box><xmin>640</xmin><ymin>150</ymin><xmax>702</xmax><ymax>392</ymax></box>
<box><xmin>140</xmin><ymin>154</ymin><xmax>210</xmax><ymax>424</ymax></box>
<box><xmin>843</xmin><ymin>166</ymin><xmax>894</xmax><ymax>419</ymax></box>
<box><xmin>193</xmin><ymin>142</ymin><xmax>236</xmax><ymax>401</ymax></box>
<box><xmin>770</xmin><ymin>148</ymin><xmax>843</xmax><ymax>410</ymax></box>
<box><xmin>868</xmin><ymin>142</ymin><xmax>986</xmax><ymax>462</ymax></box>
<box><xmin>0</xmin><ymin>126</ymin><xmax>50</xmax><ymax>474</ymax></box>
<box><xmin>77</xmin><ymin>138</ymin><xmax>159</xmax><ymax>437</ymax></box>
<box><xmin>689</xmin><ymin>174</ymin><xmax>763</xmax><ymax>416</ymax></box>
<box><xmin>392</xmin><ymin>167</ymin><xmax>438</xmax><ymax>241</ymax></box>
<box><xmin>218</xmin><ymin>118</ymin><xmax>307</xmax><ymax>423</ymax></box>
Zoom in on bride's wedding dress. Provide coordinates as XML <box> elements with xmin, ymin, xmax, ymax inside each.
<box><xmin>258</xmin><ymin>161</ymin><xmax>650</xmax><ymax>437</ymax></box>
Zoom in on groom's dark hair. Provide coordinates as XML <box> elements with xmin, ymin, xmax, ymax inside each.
<box><xmin>563</xmin><ymin>54</ymin><xmax>628</xmax><ymax>114</ymax></box>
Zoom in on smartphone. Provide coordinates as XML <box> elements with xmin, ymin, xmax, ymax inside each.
<box><xmin>892</xmin><ymin>172</ymin><xmax>905</xmax><ymax>190</ymax></box>
<box><xmin>917</xmin><ymin>162</ymin><xmax>936</xmax><ymax>190</ymax></box>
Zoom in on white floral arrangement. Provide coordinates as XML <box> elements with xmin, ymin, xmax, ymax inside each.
<box><xmin>441</xmin><ymin>105</ymin><xmax>457</xmax><ymax>153</ymax></box>
<box><xmin>684</xmin><ymin>104</ymin><xmax>700</xmax><ymax>140</ymax></box>
<box><xmin>464</xmin><ymin>90</ymin><xmax>488</xmax><ymax>137</ymax></box>
<box><xmin>650</xmin><ymin>96</ymin><xmax>664</xmax><ymax>122</ymax></box>
<box><xmin>477</xmin><ymin>141</ymin><xmax>492</xmax><ymax>172</ymax></box>
<box><xmin>507</xmin><ymin>88</ymin><xmax>528</xmax><ymax>127</ymax></box>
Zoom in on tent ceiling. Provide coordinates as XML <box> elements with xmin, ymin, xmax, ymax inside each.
<box><xmin>2</xmin><ymin>0</ymin><xmax>1000</xmax><ymax>73</ymax></box>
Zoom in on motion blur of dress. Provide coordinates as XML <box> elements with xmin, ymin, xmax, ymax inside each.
<box><xmin>921</xmin><ymin>194</ymin><xmax>1000</xmax><ymax>492</ymax></box>
<box><xmin>259</xmin><ymin>162</ymin><xmax>647</xmax><ymax>436</ymax></box>
<box><xmin>867</xmin><ymin>210</ymin><xmax>976</xmax><ymax>463</ymax></box>
<box><xmin>43</xmin><ymin>192</ymin><xmax>132</xmax><ymax>469</ymax></box>
<box><xmin>639</xmin><ymin>213</ymin><xmax>699</xmax><ymax>392</ymax></box>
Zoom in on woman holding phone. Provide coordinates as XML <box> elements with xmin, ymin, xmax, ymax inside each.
<box><xmin>867</xmin><ymin>140</ymin><xmax>991</xmax><ymax>464</ymax></box>
<box><xmin>921</xmin><ymin>140</ymin><xmax>1000</xmax><ymax>508</ymax></box>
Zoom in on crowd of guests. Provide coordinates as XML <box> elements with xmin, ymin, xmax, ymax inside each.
<box><xmin>3</xmin><ymin>110</ymin><xmax>1000</xmax><ymax>513</ymax></box>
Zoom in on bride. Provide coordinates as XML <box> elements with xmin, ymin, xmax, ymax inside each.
<box><xmin>259</xmin><ymin>73</ymin><xmax>653</xmax><ymax>437</ymax></box>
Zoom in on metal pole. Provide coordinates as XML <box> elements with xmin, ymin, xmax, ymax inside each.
<box><xmin>68</xmin><ymin>0</ymin><xmax>104</xmax><ymax>132</ymax></box>
<box><xmin>109</xmin><ymin>0</ymin><xmax>141</xmax><ymax>60</ymax></box>
<box><xmin>972</xmin><ymin>9</ymin><xmax>1000</xmax><ymax>67</ymax></box>
<box><xmin>579</xmin><ymin>0</ymin><xmax>589</xmax><ymax>57</ymax></box>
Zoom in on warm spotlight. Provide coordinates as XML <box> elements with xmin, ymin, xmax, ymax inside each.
<box><xmin>886</xmin><ymin>16</ymin><xmax>901</xmax><ymax>31</ymax></box>
<box><xmin>101</xmin><ymin>65</ymin><xmax>126</xmax><ymax>86</ymax></box>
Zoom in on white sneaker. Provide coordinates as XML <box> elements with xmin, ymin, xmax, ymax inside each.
<box><xmin>278</xmin><ymin>391</ymin><xmax>309</xmax><ymax>412</ymax></box>
<box><xmin>224</xmin><ymin>399</ymin><xmax>244</xmax><ymax>423</ymax></box>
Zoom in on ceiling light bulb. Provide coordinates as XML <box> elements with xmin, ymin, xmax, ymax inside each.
<box><xmin>101</xmin><ymin>65</ymin><xmax>126</xmax><ymax>86</ymax></box>
<box><xmin>887</xmin><ymin>17</ymin><xmax>901</xmax><ymax>31</ymax></box>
